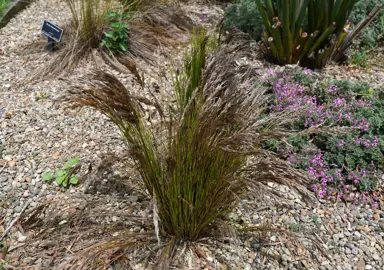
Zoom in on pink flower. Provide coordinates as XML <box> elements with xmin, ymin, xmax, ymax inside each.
<box><xmin>372</xmin><ymin>202</ymin><xmax>378</xmax><ymax>209</ymax></box>
<box><xmin>334</xmin><ymin>97</ymin><xmax>345</xmax><ymax>108</ymax></box>
<box><xmin>372</xmin><ymin>136</ymin><xmax>379</xmax><ymax>147</ymax></box>
<box><xmin>318</xmin><ymin>189</ymin><xmax>327</xmax><ymax>198</ymax></box>
<box><xmin>267</xmin><ymin>68</ymin><xmax>277</xmax><ymax>77</ymax></box>
<box><xmin>303</xmin><ymin>68</ymin><xmax>313</xmax><ymax>75</ymax></box>
<box><xmin>338</xmin><ymin>140</ymin><xmax>344</xmax><ymax>148</ymax></box>
<box><xmin>363</xmin><ymin>140</ymin><xmax>371</xmax><ymax>148</ymax></box>
<box><xmin>328</xmin><ymin>85</ymin><xmax>339</xmax><ymax>93</ymax></box>
<box><xmin>353</xmin><ymin>177</ymin><xmax>361</xmax><ymax>184</ymax></box>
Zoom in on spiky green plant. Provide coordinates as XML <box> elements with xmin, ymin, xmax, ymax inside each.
<box><xmin>66</xmin><ymin>30</ymin><xmax>313</xmax><ymax>266</ymax></box>
<box><xmin>255</xmin><ymin>0</ymin><xmax>381</xmax><ymax>69</ymax></box>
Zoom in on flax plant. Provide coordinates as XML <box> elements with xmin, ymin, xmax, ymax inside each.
<box><xmin>256</xmin><ymin>0</ymin><xmax>381</xmax><ymax>68</ymax></box>
<box><xmin>66</xmin><ymin>30</ymin><xmax>314</xmax><ymax>267</ymax></box>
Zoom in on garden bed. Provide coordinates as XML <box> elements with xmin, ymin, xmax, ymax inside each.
<box><xmin>0</xmin><ymin>0</ymin><xmax>384</xmax><ymax>269</ymax></box>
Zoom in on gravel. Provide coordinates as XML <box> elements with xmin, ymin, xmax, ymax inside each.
<box><xmin>1</xmin><ymin>0</ymin><xmax>384</xmax><ymax>269</ymax></box>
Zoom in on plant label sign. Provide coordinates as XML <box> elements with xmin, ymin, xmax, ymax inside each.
<box><xmin>41</xmin><ymin>20</ymin><xmax>63</xmax><ymax>42</ymax></box>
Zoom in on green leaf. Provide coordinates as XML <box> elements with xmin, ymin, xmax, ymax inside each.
<box><xmin>70</xmin><ymin>176</ymin><xmax>79</xmax><ymax>185</ymax></box>
<box><xmin>119</xmin><ymin>43</ymin><xmax>128</xmax><ymax>52</ymax></box>
<box><xmin>62</xmin><ymin>180</ymin><xmax>68</xmax><ymax>188</ymax></box>
<box><xmin>111</xmin><ymin>22</ymin><xmax>121</xmax><ymax>28</ymax></box>
<box><xmin>42</xmin><ymin>172</ymin><xmax>53</xmax><ymax>181</ymax></box>
<box><xmin>56</xmin><ymin>175</ymin><xmax>66</xmax><ymax>185</ymax></box>
<box><xmin>105</xmin><ymin>12</ymin><xmax>118</xmax><ymax>19</ymax></box>
<box><xmin>64</xmin><ymin>157</ymin><xmax>80</xmax><ymax>169</ymax></box>
<box><xmin>104</xmin><ymin>31</ymin><xmax>115</xmax><ymax>39</ymax></box>
<box><xmin>56</xmin><ymin>170</ymin><xmax>67</xmax><ymax>177</ymax></box>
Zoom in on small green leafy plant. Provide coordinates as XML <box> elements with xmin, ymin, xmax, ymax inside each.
<box><xmin>42</xmin><ymin>158</ymin><xmax>80</xmax><ymax>188</ymax></box>
<box><xmin>101</xmin><ymin>10</ymin><xmax>130</xmax><ymax>54</ymax></box>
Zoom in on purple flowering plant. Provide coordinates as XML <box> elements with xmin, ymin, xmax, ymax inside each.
<box><xmin>264</xmin><ymin>69</ymin><xmax>383</xmax><ymax>206</ymax></box>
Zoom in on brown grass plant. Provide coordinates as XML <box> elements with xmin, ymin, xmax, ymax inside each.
<box><xmin>51</xmin><ymin>29</ymin><xmax>320</xmax><ymax>269</ymax></box>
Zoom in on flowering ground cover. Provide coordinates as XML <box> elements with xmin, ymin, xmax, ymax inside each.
<box><xmin>264</xmin><ymin>68</ymin><xmax>384</xmax><ymax>206</ymax></box>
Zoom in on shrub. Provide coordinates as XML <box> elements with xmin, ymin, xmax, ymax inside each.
<box><xmin>255</xmin><ymin>0</ymin><xmax>380</xmax><ymax>69</ymax></box>
<box><xmin>349</xmin><ymin>0</ymin><xmax>384</xmax><ymax>48</ymax></box>
<box><xmin>101</xmin><ymin>10</ymin><xmax>131</xmax><ymax>54</ymax></box>
<box><xmin>264</xmin><ymin>70</ymin><xmax>383</xmax><ymax>205</ymax></box>
<box><xmin>224</xmin><ymin>0</ymin><xmax>264</xmax><ymax>41</ymax></box>
<box><xmin>66</xmin><ymin>30</ymin><xmax>313</xmax><ymax>261</ymax></box>
<box><xmin>350</xmin><ymin>50</ymin><xmax>369</xmax><ymax>68</ymax></box>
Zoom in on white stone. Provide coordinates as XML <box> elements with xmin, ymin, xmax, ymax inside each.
<box><xmin>59</xmin><ymin>220</ymin><xmax>67</xmax><ymax>225</ymax></box>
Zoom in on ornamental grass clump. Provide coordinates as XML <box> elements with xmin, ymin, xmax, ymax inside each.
<box><xmin>66</xmin><ymin>30</ymin><xmax>314</xmax><ymax>267</ymax></box>
<box><xmin>255</xmin><ymin>0</ymin><xmax>382</xmax><ymax>69</ymax></box>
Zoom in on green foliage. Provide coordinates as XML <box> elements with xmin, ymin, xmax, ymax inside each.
<box><xmin>43</xmin><ymin>158</ymin><xmax>80</xmax><ymax>188</ymax></box>
<box><xmin>350</xmin><ymin>50</ymin><xmax>369</xmax><ymax>68</ymax></box>
<box><xmin>349</xmin><ymin>0</ymin><xmax>384</xmax><ymax>48</ymax></box>
<box><xmin>255</xmin><ymin>0</ymin><xmax>361</xmax><ymax>69</ymax></box>
<box><xmin>0</xmin><ymin>0</ymin><xmax>10</xmax><ymax>15</ymax></box>
<box><xmin>101</xmin><ymin>10</ymin><xmax>130</xmax><ymax>54</ymax></box>
<box><xmin>293</xmin><ymin>70</ymin><xmax>315</xmax><ymax>86</ymax></box>
<box><xmin>173</xmin><ymin>27</ymin><xmax>216</xmax><ymax>111</ymax></box>
<box><xmin>224</xmin><ymin>0</ymin><xmax>264</xmax><ymax>41</ymax></box>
